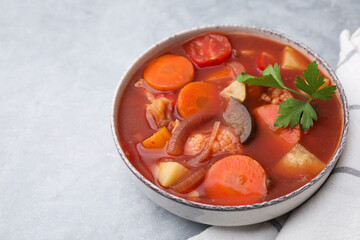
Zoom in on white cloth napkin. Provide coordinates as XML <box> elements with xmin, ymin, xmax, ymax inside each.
<box><xmin>189</xmin><ymin>28</ymin><xmax>360</xmax><ymax>240</ymax></box>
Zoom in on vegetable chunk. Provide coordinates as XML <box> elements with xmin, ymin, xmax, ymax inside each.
<box><xmin>146</xmin><ymin>97</ymin><xmax>173</xmax><ymax>129</ymax></box>
<box><xmin>158</xmin><ymin>162</ymin><xmax>190</xmax><ymax>187</ymax></box>
<box><xmin>220</xmin><ymin>80</ymin><xmax>246</xmax><ymax>102</ymax></box>
<box><xmin>171</xmin><ymin>168</ymin><xmax>207</xmax><ymax>193</ymax></box>
<box><xmin>281</xmin><ymin>46</ymin><xmax>308</xmax><ymax>70</ymax></box>
<box><xmin>204</xmin><ymin>155</ymin><xmax>267</xmax><ymax>205</ymax></box>
<box><xmin>185</xmin><ymin>33</ymin><xmax>232</xmax><ymax>67</ymax></box>
<box><xmin>177</xmin><ymin>82</ymin><xmax>224</xmax><ymax>119</ymax></box>
<box><xmin>143</xmin><ymin>54</ymin><xmax>194</xmax><ymax>91</ymax></box>
<box><xmin>257</xmin><ymin>52</ymin><xmax>276</xmax><ymax>71</ymax></box>
<box><xmin>274</xmin><ymin>143</ymin><xmax>326</xmax><ymax>179</ymax></box>
<box><xmin>223</xmin><ymin>97</ymin><xmax>255</xmax><ymax>143</ymax></box>
<box><xmin>225</xmin><ymin>60</ymin><xmax>246</xmax><ymax>76</ymax></box>
<box><xmin>206</xmin><ymin>69</ymin><xmax>234</xmax><ymax>83</ymax></box>
<box><xmin>254</xmin><ymin>104</ymin><xmax>300</xmax><ymax>144</ymax></box>
<box><xmin>142</xmin><ymin>127</ymin><xmax>171</xmax><ymax>149</ymax></box>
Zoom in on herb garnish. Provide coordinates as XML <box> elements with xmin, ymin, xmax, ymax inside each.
<box><xmin>237</xmin><ymin>61</ymin><xmax>337</xmax><ymax>130</ymax></box>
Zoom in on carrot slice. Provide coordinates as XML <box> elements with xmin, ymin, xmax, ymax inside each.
<box><xmin>177</xmin><ymin>82</ymin><xmax>224</xmax><ymax>118</ymax></box>
<box><xmin>143</xmin><ymin>54</ymin><xmax>194</xmax><ymax>91</ymax></box>
<box><xmin>206</xmin><ymin>69</ymin><xmax>234</xmax><ymax>82</ymax></box>
<box><xmin>204</xmin><ymin>155</ymin><xmax>267</xmax><ymax>205</ymax></box>
<box><xmin>254</xmin><ymin>104</ymin><xmax>301</xmax><ymax>144</ymax></box>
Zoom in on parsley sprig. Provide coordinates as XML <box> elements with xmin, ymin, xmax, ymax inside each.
<box><xmin>237</xmin><ymin>61</ymin><xmax>337</xmax><ymax>130</ymax></box>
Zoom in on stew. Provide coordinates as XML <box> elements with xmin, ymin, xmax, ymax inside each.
<box><xmin>117</xmin><ymin>32</ymin><xmax>343</xmax><ymax>206</ymax></box>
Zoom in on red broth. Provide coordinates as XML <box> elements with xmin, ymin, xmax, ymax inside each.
<box><xmin>116</xmin><ymin>32</ymin><xmax>343</xmax><ymax>205</ymax></box>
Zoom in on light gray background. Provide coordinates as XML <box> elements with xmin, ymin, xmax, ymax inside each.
<box><xmin>0</xmin><ymin>1</ymin><xmax>359</xmax><ymax>239</ymax></box>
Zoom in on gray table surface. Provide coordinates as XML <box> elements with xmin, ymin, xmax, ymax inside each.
<box><xmin>1</xmin><ymin>1</ymin><xmax>359</xmax><ymax>239</ymax></box>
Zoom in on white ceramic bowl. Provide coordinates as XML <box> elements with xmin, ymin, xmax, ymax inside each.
<box><xmin>111</xmin><ymin>25</ymin><xmax>349</xmax><ymax>226</ymax></box>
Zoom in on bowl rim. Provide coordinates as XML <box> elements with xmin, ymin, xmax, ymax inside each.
<box><xmin>110</xmin><ymin>24</ymin><xmax>349</xmax><ymax>211</ymax></box>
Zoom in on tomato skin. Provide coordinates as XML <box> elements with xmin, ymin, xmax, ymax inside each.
<box><xmin>257</xmin><ymin>52</ymin><xmax>276</xmax><ymax>71</ymax></box>
<box><xmin>185</xmin><ymin>33</ymin><xmax>232</xmax><ymax>67</ymax></box>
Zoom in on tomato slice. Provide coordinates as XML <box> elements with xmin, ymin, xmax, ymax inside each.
<box><xmin>185</xmin><ymin>33</ymin><xmax>232</xmax><ymax>67</ymax></box>
<box><xmin>257</xmin><ymin>52</ymin><xmax>276</xmax><ymax>71</ymax></box>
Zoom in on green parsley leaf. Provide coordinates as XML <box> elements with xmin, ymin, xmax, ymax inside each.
<box><xmin>237</xmin><ymin>61</ymin><xmax>336</xmax><ymax>130</ymax></box>
<box><xmin>274</xmin><ymin>99</ymin><xmax>317</xmax><ymax>130</ymax></box>
<box><xmin>312</xmin><ymin>85</ymin><xmax>337</xmax><ymax>101</ymax></box>
<box><xmin>295</xmin><ymin>61</ymin><xmax>325</xmax><ymax>96</ymax></box>
<box><xmin>237</xmin><ymin>64</ymin><xmax>285</xmax><ymax>89</ymax></box>
<box><xmin>262</xmin><ymin>63</ymin><xmax>285</xmax><ymax>88</ymax></box>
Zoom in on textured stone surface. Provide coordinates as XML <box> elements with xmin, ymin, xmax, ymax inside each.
<box><xmin>0</xmin><ymin>0</ymin><xmax>359</xmax><ymax>239</ymax></box>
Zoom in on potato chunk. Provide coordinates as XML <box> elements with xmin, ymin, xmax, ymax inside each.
<box><xmin>281</xmin><ymin>46</ymin><xmax>308</xmax><ymax>70</ymax></box>
<box><xmin>274</xmin><ymin>143</ymin><xmax>326</xmax><ymax>179</ymax></box>
<box><xmin>220</xmin><ymin>80</ymin><xmax>246</xmax><ymax>102</ymax></box>
<box><xmin>158</xmin><ymin>162</ymin><xmax>190</xmax><ymax>187</ymax></box>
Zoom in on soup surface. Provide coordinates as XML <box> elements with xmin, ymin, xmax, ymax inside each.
<box><xmin>117</xmin><ymin>32</ymin><xmax>343</xmax><ymax>206</ymax></box>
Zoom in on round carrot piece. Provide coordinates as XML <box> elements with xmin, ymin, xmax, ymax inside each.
<box><xmin>143</xmin><ymin>54</ymin><xmax>194</xmax><ymax>91</ymax></box>
<box><xmin>177</xmin><ymin>82</ymin><xmax>224</xmax><ymax>118</ymax></box>
<box><xmin>204</xmin><ymin>155</ymin><xmax>267</xmax><ymax>205</ymax></box>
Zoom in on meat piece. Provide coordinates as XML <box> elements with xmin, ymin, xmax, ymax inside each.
<box><xmin>187</xmin><ymin>121</ymin><xmax>220</xmax><ymax>166</ymax></box>
<box><xmin>261</xmin><ymin>87</ymin><xmax>293</xmax><ymax>105</ymax></box>
<box><xmin>185</xmin><ymin>127</ymin><xmax>240</xmax><ymax>155</ymax></box>
<box><xmin>167</xmin><ymin>113</ymin><xmax>216</xmax><ymax>156</ymax></box>
<box><xmin>186</xmin><ymin>133</ymin><xmax>206</xmax><ymax>153</ymax></box>
<box><xmin>212</xmin><ymin>128</ymin><xmax>240</xmax><ymax>154</ymax></box>
<box><xmin>146</xmin><ymin>97</ymin><xmax>173</xmax><ymax>129</ymax></box>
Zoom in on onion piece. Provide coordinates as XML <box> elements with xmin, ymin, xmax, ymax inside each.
<box><xmin>188</xmin><ymin>121</ymin><xmax>220</xmax><ymax>166</ymax></box>
<box><xmin>171</xmin><ymin>167</ymin><xmax>207</xmax><ymax>193</ymax></box>
<box><xmin>167</xmin><ymin>113</ymin><xmax>216</xmax><ymax>156</ymax></box>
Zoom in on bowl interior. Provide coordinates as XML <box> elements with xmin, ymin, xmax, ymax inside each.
<box><xmin>111</xmin><ymin>25</ymin><xmax>349</xmax><ymax>211</ymax></box>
